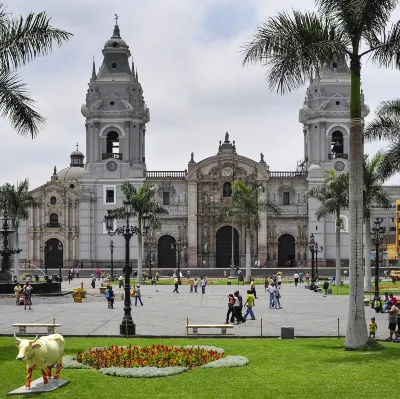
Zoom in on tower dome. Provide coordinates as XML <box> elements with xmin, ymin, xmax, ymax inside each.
<box><xmin>104</xmin><ymin>24</ymin><xmax>128</xmax><ymax>49</ymax></box>
<box><xmin>70</xmin><ymin>144</ymin><xmax>84</xmax><ymax>167</ymax></box>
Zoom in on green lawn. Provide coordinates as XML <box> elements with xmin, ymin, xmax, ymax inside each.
<box><xmin>1</xmin><ymin>337</ymin><xmax>400</xmax><ymax>398</ymax></box>
<box><xmin>331</xmin><ymin>281</ymin><xmax>400</xmax><ymax>296</ymax></box>
<box><xmin>113</xmin><ymin>278</ymin><xmax>269</xmax><ymax>286</ymax></box>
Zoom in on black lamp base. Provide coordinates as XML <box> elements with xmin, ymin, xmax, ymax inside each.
<box><xmin>120</xmin><ymin>320</ymin><xmax>136</xmax><ymax>336</ymax></box>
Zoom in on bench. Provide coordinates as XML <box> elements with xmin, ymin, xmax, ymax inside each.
<box><xmin>12</xmin><ymin>323</ymin><xmax>61</xmax><ymax>334</ymax></box>
<box><xmin>186</xmin><ymin>324</ymin><xmax>234</xmax><ymax>335</ymax></box>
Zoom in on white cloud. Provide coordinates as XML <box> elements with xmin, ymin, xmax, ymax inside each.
<box><xmin>1</xmin><ymin>0</ymin><xmax>400</xmax><ymax>190</ymax></box>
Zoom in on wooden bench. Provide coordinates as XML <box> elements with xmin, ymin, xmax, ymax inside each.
<box><xmin>12</xmin><ymin>323</ymin><xmax>61</xmax><ymax>334</ymax></box>
<box><xmin>186</xmin><ymin>324</ymin><xmax>234</xmax><ymax>335</ymax></box>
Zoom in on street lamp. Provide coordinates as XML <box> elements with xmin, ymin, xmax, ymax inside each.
<box><xmin>371</xmin><ymin>218</ymin><xmax>385</xmax><ymax>312</ymax></box>
<box><xmin>110</xmin><ymin>240</ymin><xmax>114</xmax><ymax>281</ymax></box>
<box><xmin>57</xmin><ymin>241</ymin><xmax>63</xmax><ymax>280</ymax></box>
<box><xmin>105</xmin><ymin>201</ymin><xmax>150</xmax><ymax>336</ymax></box>
<box><xmin>144</xmin><ymin>237</ymin><xmax>156</xmax><ymax>278</ymax></box>
<box><xmin>314</xmin><ymin>241</ymin><xmax>323</xmax><ymax>280</ymax></box>
<box><xmin>308</xmin><ymin>233</ymin><xmax>316</xmax><ymax>289</ymax></box>
<box><xmin>171</xmin><ymin>238</ymin><xmax>186</xmax><ymax>283</ymax></box>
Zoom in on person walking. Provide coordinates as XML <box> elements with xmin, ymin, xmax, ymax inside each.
<box><xmin>156</xmin><ymin>271</ymin><xmax>160</xmax><ymax>281</ymax></box>
<box><xmin>299</xmin><ymin>271</ymin><xmax>303</xmax><ymax>284</ymax></box>
<box><xmin>75</xmin><ymin>266</ymin><xmax>80</xmax><ymax>279</ymax></box>
<box><xmin>293</xmin><ymin>272</ymin><xmax>299</xmax><ymax>287</ymax></box>
<box><xmin>91</xmin><ymin>274</ymin><xmax>96</xmax><ymax>289</ymax></box>
<box><xmin>250</xmin><ymin>279</ymin><xmax>258</xmax><ymax>299</ymax></box>
<box><xmin>22</xmin><ymin>282</ymin><xmax>33</xmax><ymax>310</ymax></box>
<box><xmin>275</xmin><ymin>285</ymin><xmax>282</xmax><ymax>308</ymax></box>
<box><xmin>243</xmin><ymin>290</ymin><xmax>256</xmax><ymax>320</ymax></box>
<box><xmin>68</xmin><ymin>270</ymin><xmax>72</xmax><ymax>284</ymax></box>
<box><xmin>201</xmin><ymin>276</ymin><xmax>206</xmax><ymax>294</ymax></box>
<box><xmin>225</xmin><ymin>294</ymin><xmax>235</xmax><ymax>324</ymax></box>
<box><xmin>387</xmin><ymin>302</ymin><xmax>399</xmax><ymax>341</ymax></box>
<box><xmin>173</xmin><ymin>277</ymin><xmax>179</xmax><ymax>293</ymax></box>
<box><xmin>134</xmin><ymin>284</ymin><xmax>143</xmax><ymax>306</ymax></box>
<box><xmin>267</xmin><ymin>283</ymin><xmax>278</xmax><ymax>309</ymax></box>
<box><xmin>96</xmin><ymin>268</ymin><xmax>101</xmax><ymax>281</ymax></box>
<box><xmin>109</xmin><ymin>286</ymin><xmax>115</xmax><ymax>309</ymax></box>
<box><xmin>14</xmin><ymin>282</ymin><xmax>21</xmax><ymax>306</ymax></box>
<box><xmin>233</xmin><ymin>291</ymin><xmax>245</xmax><ymax>323</ymax></box>
<box><xmin>276</xmin><ymin>273</ymin><xmax>282</xmax><ymax>288</ymax></box>
<box><xmin>187</xmin><ymin>270</ymin><xmax>191</xmax><ymax>280</ymax></box>
<box><xmin>193</xmin><ymin>277</ymin><xmax>198</xmax><ymax>293</ymax></box>
<box><xmin>264</xmin><ymin>276</ymin><xmax>269</xmax><ymax>292</ymax></box>
<box><xmin>105</xmin><ymin>285</ymin><xmax>111</xmax><ymax>308</ymax></box>
<box><xmin>369</xmin><ymin>317</ymin><xmax>377</xmax><ymax>338</ymax></box>
<box><xmin>118</xmin><ymin>275</ymin><xmax>123</xmax><ymax>288</ymax></box>
<box><xmin>235</xmin><ymin>290</ymin><xmax>246</xmax><ymax>323</ymax></box>
<box><xmin>305</xmin><ymin>273</ymin><xmax>310</xmax><ymax>284</ymax></box>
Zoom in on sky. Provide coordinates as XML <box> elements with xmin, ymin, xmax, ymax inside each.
<box><xmin>2</xmin><ymin>0</ymin><xmax>400</xmax><ymax>189</ymax></box>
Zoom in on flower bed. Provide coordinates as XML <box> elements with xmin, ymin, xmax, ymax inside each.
<box><xmin>76</xmin><ymin>344</ymin><xmax>224</xmax><ymax>369</ymax></box>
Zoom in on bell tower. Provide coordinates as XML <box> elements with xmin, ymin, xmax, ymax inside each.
<box><xmin>81</xmin><ymin>21</ymin><xmax>150</xmax><ymax>180</ymax></box>
<box><xmin>298</xmin><ymin>61</ymin><xmax>369</xmax><ymax>174</ymax></box>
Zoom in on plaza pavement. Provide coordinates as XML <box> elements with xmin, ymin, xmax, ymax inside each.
<box><xmin>0</xmin><ymin>278</ymin><xmax>391</xmax><ymax>339</ymax></box>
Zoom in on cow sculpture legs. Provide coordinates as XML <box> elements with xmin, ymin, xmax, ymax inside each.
<box><xmin>25</xmin><ymin>367</ymin><xmax>33</xmax><ymax>388</ymax></box>
<box><xmin>54</xmin><ymin>362</ymin><xmax>62</xmax><ymax>380</ymax></box>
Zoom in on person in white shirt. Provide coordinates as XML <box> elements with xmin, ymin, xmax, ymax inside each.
<box><xmin>267</xmin><ymin>283</ymin><xmax>278</xmax><ymax>308</ymax></box>
<box><xmin>293</xmin><ymin>272</ymin><xmax>299</xmax><ymax>287</ymax></box>
<box><xmin>277</xmin><ymin>273</ymin><xmax>282</xmax><ymax>287</ymax></box>
<box><xmin>275</xmin><ymin>285</ymin><xmax>282</xmax><ymax>308</ymax></box>
<box><xmin>201</xmin><ymin>276</ymin><xmax>206</xmax><ymax>294</ymax></box>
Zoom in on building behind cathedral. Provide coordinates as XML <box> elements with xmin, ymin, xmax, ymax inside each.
<box><xmin>16</xmin><ymin>22</ymin><xmax>400</xmax><ymax>271</ymax></box>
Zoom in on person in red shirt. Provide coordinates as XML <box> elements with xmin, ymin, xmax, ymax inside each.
<box><xmin>390</xmin><ymin>294</ymin><xmax>398</xmax><ymax>306</ymax></box>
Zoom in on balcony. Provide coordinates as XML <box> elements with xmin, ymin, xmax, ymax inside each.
<box><xmin>328</xmin><ymin>153</ymin><xmax>348</xmax><ymax>160</ymax></box>
<box><xmin>102</xmin><ymin>153</ymin><xmax>122</xmax><ymax>160</ymax></box>
<box><xmin>47</xmin><ymin>223</ymin><xmax>61</xmax><ymax>228</ymax></box>
<box><xmin>146</xmin><ymin>171</ymin><xmax>186</xmax><ymax>179</ymax></box>
<box><xmin>269</xmin><ymin>171</ymin><xmax>307</xmax><ymax>178</ymax></box>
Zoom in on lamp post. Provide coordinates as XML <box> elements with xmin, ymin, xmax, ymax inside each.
<box><xmin>171</xmin><ymin>238</ymin><xmax>186</xmax><ymax>283</ymax></box>
<box><xmin>57</xmin><ymin>241</ymin><xmax>63</xmax><ymax>280</ymax></box>
<box><xmin>230</xmin><ymin>168</ymin><xmax>237</xmax><ymax>278</ymax></box>
<box><xmin>105</xmin><ymin>201</ymin><xmax>150</xmax><ymax>336</ymax></box>
<box><xmin>308</xmin><ymin>233</ymin><xmax>316</xmax><ymax>289</ymax></box>
<box><xmin>145</xmin><ymin>237</ymin><xmax>156</xmax><ymax>278</ymax></box>
<box><xmin>371</xmin><ymin>218</ymin><xmax>385</xmax><ymax>312</ymax></box>
<box><xmin>110</xmin><ymin>240</ymin><xmax>114</xmax><ymax>281</ymax></box>
<box><xmin>314</xmin><ymin>241</ymin><xmax>323</xmax><ymax>280</ymax></box>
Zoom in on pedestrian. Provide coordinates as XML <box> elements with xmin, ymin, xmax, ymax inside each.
<box><xmin>22</xmin><ymin>282</ymin><xmax>33</xmax><ymax>310</ymax></box>
<box><xmin>225</xmin><ymin>294</ymin><xmax>235</xmax><ymax>324</ymax></box>
<box><xmin>299</xmin><ymin>271</ymin><xmax>303</xmax><ymax>284</ymax></box>
<box><xmin>91</xmin><ymin>274</ymin><xmax>96</xmax><ymax>289</ymax></box>
<box><xmin>272</xmin><ymin>272</ymin><xmax>277</xmax><ymax>284</ymax></box>
<box><xmin>233</xmin><ymin>291</ymin><xmax>245</xmax><ymax>323</ymax></box>
<box><xmin>134</xmin><ymin>284</ymin><xmax>143</xmax><ymax>306</ymax></box>
<box><xmin>109</xmin><ymin>286</ymin><xmax>115</xmax><ymax>309</ymax></box>
<box><xmin>187</xmin><ymin>270</ymin><xmax>191</xmax><ymax>280</ymax></box>
<box><xmin>369</xmin><ymin>317</ymin><xmax>377</xmax><ymax>338</ymax></box>
<box><xmin>277</xmin><ymin>273</ymin><xmax>282</xmax><ymax>288</ymax></box>
<box><xmin>75</xmin><ymin>266</ymin><xmax>79</xmax><ymax>279</ymax></box>
<box><xmin>201</xmin><ymin>276</ymin><xmax>206</xmax><ymax>294</ymax></box>
<box><xmin>156</xmin><ymin>271</ymin><xmax>160</xmax><ymax>281</ymax></box>
<box><xmin>264</xmin><ymin>276</ymin><xmax>269</xmax><ymax>292</ymax></box>
<box><xmin>105</xmin><ymin>285</ymin><xmax>111</xmax><ymax>308</ymax></box>
<box><xmin>68</xmin><ymin>270</ymin><xmax>72</xmax><ymax>283</ymax></box>
<box><xmin>189</xmin><ymin>281</ymin><xmax>193</xmax><ymax>293</ymax></box>
<box><xmin>322</xmin><ymin>280</ymin><xmax>329</xmax><ymax>296</ymax></box>
<box><xmin>305</xmin><ymin>273</ymin><xmax>310</xmax><ymax>283</ymax></box>
<box><xmin>224</xmin><ymin>270</ymin><xmax>227</xmax><ymax>278</ymax></box>
<box><xmin>14</xmin><ymin>282</ymin><xmax>21</xmax><ymax>306</ymax></box>
<box><xmin>193</xmin><ymin>277</ymin><xmax>198</xmax><ymax>293</ymax></box>
<box><xmin>384</xmin><ymin>269</ymin><xmax>388</xmax><ymax>279</ymax></box>
<box><xmin>267</xmin><ymin>283</ymin><xmax>278</xmax><ymax>309</ymax></box>
<box><xmin>118</xmin><ymin>275</ymin><xmax>123</xmax><ymax>288</ymax></box>
<box><xmin>387</xmin><ymin>302</ymin><xmax>399</xmax><ymax>341</ymax></box>
<box><xmin>235</xmin><ymin>290</ymin><xmax>246</xmax><ymax>322</ymax></box>
<box><xmin>389</xmin><ymin>293</ymin><xmax>398</xmax><ymax>306</ymax></box>
<box><xmin>250</xmin><ymin>279</ymin><xmax>258</xmax><ymax>299</ymax></box>
<box><xmin>275</xmin><ymin>285</ymin><xmax>282</xmax><ymax>308</ymax></box>
<box><xmin>243</xmin><ymin>290</ymin><xmax>256</xmax><ymax>320</ymax></box>
<box><xmin>173</xmin><ymin>277</ymin><xmax>179</xmax><ymax>293</ymax></box>
<box><xmin>293</xmin><ymin>272</ymin><xmax>299</xmax><ymax>286</ymax></box>
<box><xmin>96</xmin><ymin>268</ymin><xmax>101</xmax><ymax>281</ymax></box>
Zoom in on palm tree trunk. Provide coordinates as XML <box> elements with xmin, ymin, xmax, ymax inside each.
<box><xmin>137</xmin><ymin>216</ymin><xmax>143</xmax><ymax>282</ymax></box>
<box><xmin>345</xmin><ymin>62</ymin><xmax>368</xmax><ymax>349</ymax></box>
<box><xmin>14</xmin><ymin>230</ymin><xmax>20</xmax><ymax>279</ymax></box>
<box><xmin>245</xmin><ymin>228</ymin><xmax>251</xmax><ymax>283</ymax></box>
<box><xmin>335</xmin><ymin>211</ymin><xmax>341</xmax><ymax>287</ymax></box>
<box><xmin>364</xmin><ymin>218</ymin><xmax>372</xmax><ymax>292</ymax></box>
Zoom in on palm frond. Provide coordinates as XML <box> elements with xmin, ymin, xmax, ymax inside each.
<box><xmin>0</xmin><ymin>5</ymin><xmax>72</xmax><ymax>71</ymax></box>
<box><xmin>241</xmin><ymin>10</ymin><xmax>347</xmax><ymax>94</ymax></box>
<box><xmin>376</xmin><ymin>142</ymin><xmax>400</xmax><ymax>179</ymax></box>
<box><xmin>364</xmin><ymin>114</ymin><xmax>400</xmax><ymax>141</ymax></box>
<box><xmin>0</xmin><ymin>71</ymin><xmax>45</xmax><ymax>137</ymax></box>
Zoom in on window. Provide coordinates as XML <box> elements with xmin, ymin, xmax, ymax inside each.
<box><xmin>223</xmin><ymin>182</ymin><xmax>232</xmax><ymax>197</ymax></box>
<box><xmin>163</xmin><ymin>192</ymin><xmax>170</xmax><ymax>205</ymax></box>
<box><xmin>103</xmin><ymin>185</ymin><xmax>116</xmax><ymax>205</ymax></box>
<box><xmin>106</xmin><ymin>131</ymin><xmax>120</xmax><ymax>154</ymax></box>
<box><xmin>106</xmin><ymin>189</ymin><xmax>115</xmax><ymax>203</ymax></box>
<box><xmin>50</xmin><ymin>196</ymin><xmax>56</xmax><ymax>205</ymax></box>
<box><xmin>283</xmin><ymin>192</ymin><xmax>290</xmax><ymax>206</ymax></box>
<box><xmin>390</xmin><ymin>226</ymin><xmax>396</xmax><ymax>232</ymax></box>
<box><xmin>331</xmin><ymin>131</ymin><xmax>344</xmax><ymax>154</ymax></box>
<box><xmin>392</xmin><ymin>218</ymin><xmax>395</xmax><ymax>223</ymax></box>
<box><xmin>49</xmin><ymin>213</ymin><xmax>59</xmax><ymax>227</ymax></box>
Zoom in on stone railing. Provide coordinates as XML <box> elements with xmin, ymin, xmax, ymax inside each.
<box><xmin>146</xmin><ymin>171</ymin><xmax>186</xmax><ymax>179</ymax></box>
<box><xmin>269</xmin><ymin>171</ymin><xmax>307</xmax><ymax>178</ymax></box>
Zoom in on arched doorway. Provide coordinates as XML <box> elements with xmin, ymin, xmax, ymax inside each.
<box><xmin>44</xmin><ymin>238</ymin><xmax>63</xmax><ymax>270</ymax></box>
<box><xmin>158</xmin><ymin>235</ymin><xmax>176</xmax><ymax>268</ymax></box>
<box><xmin>216</xmin><ymin>226</ymin><xmax>239</xmax><ymax>268</ymax></box>
<box><xmin>278</xmin><ymin>234</ymin><xmax>295</xmax><ymax>267</ymax></box>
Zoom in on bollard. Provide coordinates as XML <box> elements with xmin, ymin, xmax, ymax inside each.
<box><xmin>260</xmin><ymin>318</ymin><xmax>263</xmax><ymax>339</ymax></box>
<box><xmin>338</xmin><ymin>318</ymin><xmax>340</xmax><ymax>338</ymax></box>
<box><xmin>81</xmin><ymin>282</ymin><xmax>84</xmax><ymax>289</ymax></box>
<box><xmin>186</xmin><ymin>317</ymin><xmax>189</xmax><ymax>338</ymax></box>
<box><xmin>281</xmin><ymin>327</ymin><xmax>294</xmax><ymax>339</ymax></box>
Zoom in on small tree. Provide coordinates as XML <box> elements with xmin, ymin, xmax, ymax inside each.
<box><xmin>220</xmin><ymin>181</ymin><xmax>279</xmax><ymax>282</ymax></box>
<box><xmin>362</xmin><ymin>153</ymin><xmax>391</xmax><ymax>291</ymax></box>
<box><xmin>0</xmin><ymin>179</ymin><xmax>36</xmax><ymax>278</ymax></box>
<box><xmin>112</xmin><ymin>183</ymin><xmax>168</xmax><ymax>282</ymax></box>
<box><xmin>309</xmin><ymin>170</ymin><xmax>349</xmax><ymax>286</ymax></box>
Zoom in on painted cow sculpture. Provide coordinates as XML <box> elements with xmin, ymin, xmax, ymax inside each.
<box><xmin>14</xmin><ymin>333</ymin><xmax>65</xmax><ymax>388</ymax></box>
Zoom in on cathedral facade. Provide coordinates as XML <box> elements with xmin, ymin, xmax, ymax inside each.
<box><xmin>16</xmin><ymin>23</ymin><xmax>399</xmax><ymax>271</ymax></box>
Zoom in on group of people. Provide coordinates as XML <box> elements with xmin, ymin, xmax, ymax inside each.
<box><xmin>67</xmin><ymin>267</ymin><xmax>79</xmax><ymax>283</ymax></box>
<box><xmin>369</xmin><ymin>296</ymin><xmax>400</xmax><ymax>341</ymax></box>
<box><xmin>226</xmin><ymin>289</ymin><xmax>256</xmax><ymax>324</ymax></box>
<box><xmin>13</xmin><ymin>281</ymin><xmax>33</xmax><ymax>309</ymax></box>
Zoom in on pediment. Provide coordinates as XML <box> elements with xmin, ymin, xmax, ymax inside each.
<box><xmin>319</xmin><ymin>93</ymin><xmax>347</xmax><ymax>110</ymax></box>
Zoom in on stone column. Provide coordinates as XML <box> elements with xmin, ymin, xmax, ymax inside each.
<box><xmin>124</xmin><ymin>121</ymin><xmax>130</xmax><ymax>161</ymax></box>
<box><xmin>94</xmin><ymin>122</ymin><xmax>100</xmax><ymax>162</ymax></box>
<box><xmin>187</xmin><ymin>182</ymin><xmax>198</xmax><ymax>267</ymax></box>
<box><xmin>257</xmin><ymin>185</ymin><xmax>268</xmax><ymax>261</ymax></box>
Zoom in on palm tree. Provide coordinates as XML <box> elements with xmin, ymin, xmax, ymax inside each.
<box><xmin>363</xmin><ymin>153</ymin><xmax>391</xmax><ymax>292</ymax></box>
<box><xmin>0</xmin><ymin>179</ymin><xmax>37</xmax><ymax>278</ymax></box>
<box><xmin>241</xmin><ymin>0</ymin><xmax>400</xmax><ymax>349</ymax></box>
<box><xmin>113</xmin><ymin>183</ymin><xmax>168</xmax><ymax>282</ymax></box>
<box><xmin>0</xmin><ymin>4</ymin><xmax>72</xmax><ymax>138</ymax></box>
<box><xmin>309</xmin><ymin>170</ymin><xmax>349</xmax><ymax>287</ymax></box>
<box><xmin>220</xmin><ymin>181</ymin><xmax>280</xmax><ymax>283</ymax></box>
<box><xmin>364</xmin><ymin>99</ymin><xmax>400</xmax><ymax>178</ymax></box>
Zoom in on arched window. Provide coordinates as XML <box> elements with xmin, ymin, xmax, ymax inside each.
<box><xmin>331</xmin><ymin>131</ymin><xmax>344</xmax><ymax>155</ymax></box>
<box><xmin>104</xmin><ymin>131</ymin><xmax>121</xmax><ymax>160</ymax></box>
<box><xmin>49</xmin><ymin>213</ymin><xmax>59</xmax><ymax>228</ymax></box>
<box><xmin>223</xmin><ymin>182</ymin><xmax>232</xmax><ymax>197</ymax></box>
